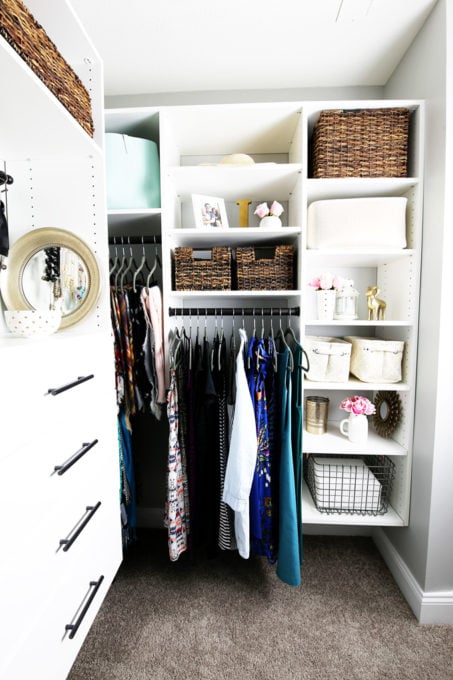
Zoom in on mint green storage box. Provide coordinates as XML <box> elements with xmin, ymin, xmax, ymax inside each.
<box><xmin>105</xmin><ymin>133</ymin><xmax>161</xmax><ymax>209</ymax></box>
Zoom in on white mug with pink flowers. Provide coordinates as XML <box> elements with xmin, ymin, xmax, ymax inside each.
<box><xmin>339</xmin><ymin>396</ymin><xmax>376</xmax><ymax>444</ymax></box>
<box><xmin>254</xmin><ymin>200</ymin><xmax>284</xmax><ymax>228</ymax></box>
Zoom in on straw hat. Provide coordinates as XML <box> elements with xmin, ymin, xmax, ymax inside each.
<box><xmin>219</xmin><ymin>153</ymin><xmax>255</xmax><ymax>166</ymax></box>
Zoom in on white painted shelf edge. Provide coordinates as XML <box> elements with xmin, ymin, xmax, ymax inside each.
<box><xmin>302</xmin><ymin>481</ymin><xmax>405</xmax><ymax>526</ymax></box>
<box><xmin>303</xmin><ymin>423</ymin><xmax>406</xmax><ymax>455</ymax></box>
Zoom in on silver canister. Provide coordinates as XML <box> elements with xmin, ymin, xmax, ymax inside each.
<box><xmin>305</xmin><ymin>396</ymin><xmax>329</xmax><ymax>434</ymax></box>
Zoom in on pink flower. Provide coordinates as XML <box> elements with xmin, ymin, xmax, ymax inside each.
<box><xmin>269</xmin><ymin>200</ymin><xmax>284</xmax><ymax>217</ymax></box>
<box><xmin>254</xmin><ymin>201</ymin><xmax>284</xmax><ymax>218</ymax></box>
<box><xmin>340</xmin><ymin>395</ymin><xmax>376</xmax><ymax>416</ymax></box>
<box><xmin>308</xmin><ymin>276</ymin><xmax>322</xmax><ymax>289</ymax></box>
<box><xmin>308</xmin><ymin>272</ymin><xmax>346</xmax><ymax>291</ymax></box>
<box><xmin>254</xmin><ymin>202</ymin><xmax>270</xmax><ymax>218</ymax></box>
<box><xmin>319</xmin><ymin>272</ymin><xmax>334</xmax><ymax>290</ymax></box>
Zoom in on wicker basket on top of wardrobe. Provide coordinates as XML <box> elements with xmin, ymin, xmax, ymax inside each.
<box><xmin>0</xmin><ymin>0</ymin><xmax>94</xmax><ymax>137</ymax></box>
<box><xmin>311</xmin><ymin>108</ymin><xmax>410</xmax><ymax>178</ymax></box>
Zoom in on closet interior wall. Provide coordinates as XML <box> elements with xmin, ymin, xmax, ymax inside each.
<box><xmin>106</xmin><ymin>100</ymin><xmax>424</xmax><ymax>532</ymax></box>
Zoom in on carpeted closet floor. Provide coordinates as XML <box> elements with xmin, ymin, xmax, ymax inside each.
<box><xmin>68</xmin><ymin>531</ymin><xmax>453</xmax><ymax>680</ymax></box>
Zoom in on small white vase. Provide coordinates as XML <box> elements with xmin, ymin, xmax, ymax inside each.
<box><xmin>316</xmin><ymin>289</ymin><xmax>336</xmax><ymax>321</ymax></box>
<box><xmin>259</xmin><ymin>215</ymin><xmax>282</xmax><ymax>228</ymax></box>
<box><xmin>340</xmin><ymin>413</ymin><xmax>368</xmax><ymax>444</ymax></box>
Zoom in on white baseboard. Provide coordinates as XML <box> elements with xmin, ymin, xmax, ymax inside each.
<box><xmin>373</xmin><ymin>528</ymin><xmax>453</xmax><ymax>624</ymax></box>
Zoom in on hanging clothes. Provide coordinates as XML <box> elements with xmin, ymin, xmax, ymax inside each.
<box><xmin>286</xmin><ymin>330</ymin><xmax>304</xmax><ymax>567</ymax></box>
<box><xmin>213</xmin><ymin>332</ymin><xmax>236</xmax><ymax>552</ymax></box>
<box><xmin>164</xmin><ymin>341</ymin><xmax>189</xmax><ymax>561</ymax></box>
<box><xmin>223</xmin><ymin>328</ymin><xmax>257</xmax><ymax>559</ymax></box>
<box><xmin>141</xmin><ymin>285</ymin><xmax>166</xmax><ymax>408</ymax></box>
<box><xmin>247</xmin><ymin>335</ymin><xmax>277</xmax><ymax>564</ymax></box>
<box><xmin>275</xmin><ymin>341</ymin><xmax>301</xmax><ymax>587</ymax></box>
<box><xmin>118</xmin><ymin>410</ymin><xmax>136</xmax><ymax>548</ymax></box>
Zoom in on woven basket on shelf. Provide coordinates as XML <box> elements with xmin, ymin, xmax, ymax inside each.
<box><xmin>0</xmin><ymin>0</ymin><xmax>94</xmax><ymax>137</ymax></box>
<box><xmin>311</xmin><ymin>108</ymin><xmax>409</xmax><ymax>178</ymax></box>
<box><xmin>174</xmin><ymin>247</ymin><xmax>231</xmax><ymax>291</ymax></box>
<box><xmin>235</xmin><ymin>245</ymin><xmax>294</xmax><ymax>290</ymax></box>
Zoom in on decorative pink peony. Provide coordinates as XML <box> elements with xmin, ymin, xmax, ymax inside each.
<box><xmin>254</xmin><ymin>202</ymin><xmax>270</xmax><ymax>218</ymax></box>
<box><xmin>340</xmin><ymin>396</ymin><xmax>376</xmax><ymax>416</ymax></box>
<box><xmin>254</xmin><ymin>200</ymin><xmax>284</xmax><ymax>219</ymax></box>
<box><xmin>308</xmin><ymin>272</ymin><xmax>345</xmax><ymax>290</ymax></box>
<box><xmin>269</xmin><ymin>200</ymin><xmax>284</xmax><ymax>217</ymax></box>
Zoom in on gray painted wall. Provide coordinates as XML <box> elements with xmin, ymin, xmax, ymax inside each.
<box><xmin>384</xmin><ymin>0</ymin><xmax>453</xmax><ymax>593</ymax></box>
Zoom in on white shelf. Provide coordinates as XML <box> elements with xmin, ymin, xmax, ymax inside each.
<box><xmin>108</xmin><ymin>209</ymin><xmax>162</xmax><ymax>232</ymax></box>
<box><xmin>302</xmin><ymin>481</ymin><xmax>405</xmax><ymax>526</ymax></box>
<box><xmin>303</xmin><ymin>377</ymin><xmax>410</xmax><ymax>391</ymax></box>
<box><xmin>305</xmin><ymin>319</ymin><xmax>413</xmax><ymax>327</ymax></box>
<box><xmin>169</xmin><ymin>289</ymin><xmax>302</xmax><ymax>299</ymax></box>
<box><xmin>307</xmin><ymin>177</ymin><xmax>419</xmax><ymax>202</ymax></box>
<box><xmin>168</xmin><ymin>227</ymin><xmax>300</xmax><ymax>247</ymax></box>
<box><xmin>166</xmin><ymin>164</ymin><xmax>302</xmax><ymax>201</ymax></box>
<box><xmin>303</xmin><ymin>423</ymin><xmax>406</xmax><ymax>455</ymax></box>
<box><xmin>306</xmin><ymin>249</ymin><xmax>415</xmax><ymax>267</ymax></box>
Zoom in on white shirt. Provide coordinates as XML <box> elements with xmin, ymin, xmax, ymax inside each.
<box><xmin>223</xmin><ymin>328</ymin><xmax>257</xmax><ymax>559</ymax></box>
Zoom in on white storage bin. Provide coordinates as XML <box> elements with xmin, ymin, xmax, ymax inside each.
<box><xmin>304</xmin><ymin>336</ymin><xmax>352</xmax><ymax>382</ymax></box>
<box><xmin>344</xmin><ymin>336</ymin><xmax>404</xmax><ymax>383</ymax></box>
<box><xmin>307</xmin><ymin>197</ymin><xmax>407</xmax><ymax>249</ymax></box>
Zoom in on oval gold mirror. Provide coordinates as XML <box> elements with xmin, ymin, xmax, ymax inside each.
<box><xmin>2</xmin><ymin>227</ymin><xmax>100</xmax><ymax>329</ymax></box>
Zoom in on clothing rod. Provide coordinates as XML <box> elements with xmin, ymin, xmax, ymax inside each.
<box><xmin>108</xmin><ymin>235</ymin><xmax>161</xmax><ymax>245</ymax></box>
<box><xmin>169</xmin><ymin>307</ymin><xmax>300</xmax><ymax>317</ymax></box>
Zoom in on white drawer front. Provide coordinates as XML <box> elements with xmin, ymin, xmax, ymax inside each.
<box><xmin>0</xmin><ymin>495</ymin><xmax>122</xmax><ymax>680</ymax></box>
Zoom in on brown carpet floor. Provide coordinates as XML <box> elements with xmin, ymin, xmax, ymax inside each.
<box><xmin>68</xmin><ymin>531</ymin><xmax>453</xmax><ymax>680</ymax></box>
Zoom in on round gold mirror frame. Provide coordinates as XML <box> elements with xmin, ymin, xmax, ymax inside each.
<box><xmin>2</xmin><ymin>227</ymin><xmax>100</xmax><ymax>329</ymax></box>
<box><xmin>372</xmin><ymin>391</ymin><xmax>403</xmax><ymax>438</ymax></box>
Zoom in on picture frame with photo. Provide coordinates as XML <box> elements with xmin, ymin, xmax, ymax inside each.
<box><xmin>192</xmin><ymin>194</ymin><xmax>229</xmax><ymax>229</ymax></box>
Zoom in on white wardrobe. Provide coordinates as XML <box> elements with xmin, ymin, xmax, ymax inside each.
<box><xmin>0</xmin><ymin>2</ymin><xmax>122</xmax><ymax>679</ymax></box>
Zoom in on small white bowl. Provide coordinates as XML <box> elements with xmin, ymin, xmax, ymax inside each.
<box><xmin>4</xmin><ymin>309</ymin><xmax>62</xmax><ymax>337</ymax></box>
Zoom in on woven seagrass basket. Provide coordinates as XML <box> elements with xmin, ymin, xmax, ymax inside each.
<box><xmin>0</xmin><ymin>0</ymin><xmax>94</xmax><ymax>137</ymax></box>
<box><xmin>235</xmin><ymin>245</ymin><xmax>294</xmax><ymax>290</ymax></box>
<box><xmin>311</xmin><ymin>108</ymin><xmax>409</xmax><ymax>178</ymax></box>
<box><xmin>174</xmin><ymin>247</ymin><xmax>231</xmax><ymax>291</ymax></box>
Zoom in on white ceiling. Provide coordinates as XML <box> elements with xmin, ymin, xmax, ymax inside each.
<box><xmin>70</xmin><ymin>0</ymin><xmax>438</xmax><ymax>97</ymax></box>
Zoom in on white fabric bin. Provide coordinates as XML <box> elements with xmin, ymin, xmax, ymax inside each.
<box><xmin>307</xmin><ymin>197</ymin><xmax>407</xmax><ymax>249</ymax></box>
<box><xmin>344</xmin><ymin>336</ymin><xmax>404</xmax><ymax>383</ymax></box>
<box><xmin>304</xmin><ymin>336</ymin><xmax>351</xmax><ymax>382</ymax></box>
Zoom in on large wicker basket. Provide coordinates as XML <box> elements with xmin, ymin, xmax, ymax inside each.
<box><xmin>174</xmin><ymin>247</ymin><xmax>231</xmax><ymax>291</ymax></box>
<box><xmin>235</xmin><ymin>245</ymin><xmax>294</xmax><ymax>290</ymax></box>
<box><xmin>0</xmin><ymin>0</ymin><xmax>94</xmax><ymax>137</ymax></box>
<box><xmin>311</xmin><ymin>108</ymin><xmax>409</xmax><ymax>178</ymax></box>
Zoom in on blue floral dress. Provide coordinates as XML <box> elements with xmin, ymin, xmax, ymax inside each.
<box><xmin>247</xmin><ymin>336</ymin><xmax>276</xmax><ymax>563</ymax></box>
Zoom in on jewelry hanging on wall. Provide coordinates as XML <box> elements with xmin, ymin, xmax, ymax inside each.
<box><xmin>0</xmin><ymin>165</ymin><xmax>13</xmax><ymax>269</ymax></box>
<box><xmin>41</xmin><ymin>246</ymin><xmax>62</xmax><ymax>309</ymax></box>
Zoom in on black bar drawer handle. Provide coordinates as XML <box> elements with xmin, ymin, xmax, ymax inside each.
<box><xmin>46</xmin><ymin>374</ymin><xmax>94</xmax><ymax>396</ymax></box>
<box><xmin>54</xmin><ymin>439</ymin><xmax>99</xmax><ymax>476</ymax></box>
<box><xmin>59</xmin><ymin>501</ymin><xmax>101</xmax><ymax>552</ymax></box>
<box><xmin>65</xmin><ymin>575</ymin><xmax>104</xmax><ymax>640</ymax></box>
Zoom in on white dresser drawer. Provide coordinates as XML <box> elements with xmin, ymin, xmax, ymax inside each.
<box><xmin>0</xmin><ymin>494</ymin><xmax>122</xmax><ymax>680</ymax></box>
<box><xmin>0</xmin><ymin>503</ymin><xmax>122</xmax><ymax>680</ymax></box>
<box><xmin>0</xmin><ymin>333</ymin><xmax>116</xmax><ymax>460</ymax></box>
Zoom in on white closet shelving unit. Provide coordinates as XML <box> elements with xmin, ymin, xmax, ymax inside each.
<box><xmin>105</xmin><ymin>100</ymin><xmax>423</xmax><ymax>530</ymax></box>
<box><xmin>0</xmin><ymin>2</ymin><xmax>122</xmax><ymax>679</ymax></box>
